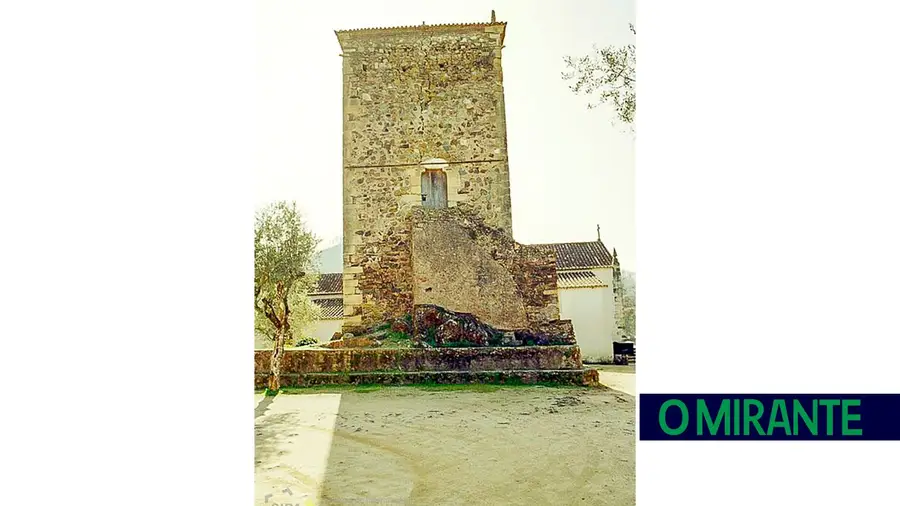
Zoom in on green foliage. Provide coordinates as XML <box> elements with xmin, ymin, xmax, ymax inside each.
<box><xmin>383</xmin><ymin>330</ymin><xmax>411</xmax><ymax>342</ymax></box>
<box><xmin>275</xmin><ymin>383</ymin><xmax>583</xmax><ymax>393</ymax></box>
<box><xmin>353</xmin><ymin>384</ymin><xmax>383</xmax><ymax>393</ymax></box>
<box><xmin>440</xmin><ymin>341</ymin><xmax>475</xmax><ymax>348</ymax></box>
<box><xmin>415</xmin><ymin>383</ymin><xmax>502</xmax><ymax>393</ymax></box>
<box><xmin>254</xmin><ymin>201</ymin><xmax>320</xmax><ymax>344</ymax></box>
<box><xmin>294</xmin><ymin>336</ymin><xmax>318</xmax><ymax>347</ymax></box>
<box><xmin>279</xmin><ymin>384</ymin><xmax>384</xmax><ymax>394</ymax></box>
<box><xmin>254</xmin><ymin>291</ymin><xmax>320</xmax><ymax>345</ymax></box>
<box><xmin>562</xmin><ymin>23</ymin><xmax>636</xmax><ymax>128</ymax></box>
<box><xmin>419</xmin><ymin>326</ymin><xmax>438</xmax><ymax>347</ymax></box>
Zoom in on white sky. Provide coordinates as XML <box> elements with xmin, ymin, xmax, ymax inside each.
<box><xmin>257</xmin><ymin>0</ymin><xmax>635</xmax><ymax>270</ymax></box>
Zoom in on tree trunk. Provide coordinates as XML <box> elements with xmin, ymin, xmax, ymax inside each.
<box><xmin>267</xmin><ymin>327</ymin><xmax>287</xmax><ymax>392</ymax></box>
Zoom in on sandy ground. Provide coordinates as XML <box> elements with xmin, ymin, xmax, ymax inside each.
<box><xmin>591</xmin><ymin>364</ymin><xmax>636</xmax><ymax>375</ymax></box>
<box><xmin>596</xmin><ymin>372</ymin><xmax>635</xmax><ymax>396</ymax></box>
<box><xmin>255</xmin><ymin>385</ymin><xmax>635</xmax><ymax>506</ymax></box>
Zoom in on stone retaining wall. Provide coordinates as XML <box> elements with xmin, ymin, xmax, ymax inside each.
<box><xmin>255</xmin><ymin>345</ymin><xmax>582</xmax><ymax>375</ymax></box>
<box><xmin>257</xmin><ymin>369</ymin><xmax>598</xmax><ymax>388</ymax></box>
<box><xmin>254</xmin><ymin>345</ymin><xmax>600</xmax><ymax>387</ymax></box>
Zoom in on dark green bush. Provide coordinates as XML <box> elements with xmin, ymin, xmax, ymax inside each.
<box><xmin>294</xmin><ymin>336</ymin><xmax>318</xmax><ymax>347</ymax></box>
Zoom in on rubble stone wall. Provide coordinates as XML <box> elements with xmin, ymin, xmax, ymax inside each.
<box><xmin>255</xmin><ymin>345</ymin><xmax>583</xmax><ymax>377</ymax></box>
<box><xmin>336</xmin><ymin>23</ymin><xmax>513</xmax><ymax>330</ymax></box>
<box><xmin>411</xmin><ymin>207</ymin><xmax>561</xmax><ymax>330</ymax></box>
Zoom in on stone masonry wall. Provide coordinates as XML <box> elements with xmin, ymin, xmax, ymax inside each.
<box><xmin>612</xmin><ymin>260</ymin><xmax>627</xmax><ymax>340</ymax></box>
<box><xmin>336</xmin><ymin>22</ymin><xmax>513</xmax><ymax>330</ymax></box>
<box><xmin>255</xmin><ymin>345</ymin><xmax>583</xmax><ymax>376</ymax></box>
<box><xmin>411</xmin><ymin>207</ymin><xmax>562</xmax><ymax>331</ymax></box>
<box><xmin>254</xmin><ymin>345</ymin><xmax>591</xmax><ymax>388</ymax></box>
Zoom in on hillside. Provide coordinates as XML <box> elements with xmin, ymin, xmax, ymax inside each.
<box><xmin>315</xmin><ymin>240</ymin><xmax>343</xmax><ymax>273</ymax></box>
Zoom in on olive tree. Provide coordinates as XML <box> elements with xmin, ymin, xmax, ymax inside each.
<box><xmin>562</xmin><ymin>23</ymin><xmax>636</xmax><ymax>127</ymax></box>
<box><xmin>254</xmin><ymin>201</ymin><xmax>319</xmax><ymax>392</ymax></box>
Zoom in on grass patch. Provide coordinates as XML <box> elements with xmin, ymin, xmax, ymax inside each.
<box><xmin>414</xmin><ymin>383</ymin><xmax>503</xmax><ymax>392</ymax></box>
<box><xmin>353</xmin><ymin>384</ymin><xmax>384</xmax><ymax>393</ymax></box>
<box><xmin>413</xmin><ymin>380</ymin><xmax>584</xmax><ymax>392</ymax></box>
<box><xmin>278</xmin><ymin>384</ymin><xmax>385</xmax><ymax>394</ymax></box>
<box><xmin>382</xmin><ymin>330</ymin><xmax>411</xmax><ymax>342</ymax></box>
<box><xmin>526</xmin><ymin>381</ymin><xmax>584</xmax><ymax>389</ymax></box>
<box><xmin>273</xmin><ymin>381</ymin><xmax>586</xmax><ymax>394</ymax></box>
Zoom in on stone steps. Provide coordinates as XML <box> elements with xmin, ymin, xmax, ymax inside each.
<box><xmin>255</xmin><ymin>345</ymin><xmax>584</xmax><ymax>374</ymax></box>
<box><xmin>256</xmin><ymin>368</ymin><xmax>599</xmax><ymax>388</ymax></box>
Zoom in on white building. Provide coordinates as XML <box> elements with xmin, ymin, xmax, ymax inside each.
<box><xmin>533</xmin><ymin>237</ymin><xmax>624</xmax><ymax>363</ymax></box>
<box><xmin>291</xmin><ymin>234</ymin><xmax>625</xmax><ymax>362</ymax></box>
<box><xmin>305</xmin><ymin>273</ymin><xmax>345</xmax><ymax>342</ymax></box>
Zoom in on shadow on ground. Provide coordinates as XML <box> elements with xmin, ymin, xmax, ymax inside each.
<box><xmin>254</xmin><ymin>385</ymin><xmax>635</xmax><ymax>505</ymax></box>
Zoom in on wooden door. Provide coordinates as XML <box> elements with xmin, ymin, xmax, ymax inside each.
<box><xmin>421</xmin><ymin>170</ymin><xmax>448</xmax><ymax>209</ymax></box>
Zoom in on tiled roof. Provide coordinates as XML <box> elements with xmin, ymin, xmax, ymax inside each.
<box><xmin>310</xmin><ymin>273</ymin><xmax>342</xmax><ymax>294</ymax></box>
<box><xmin>335</xmin><ymin>21</ymin><xmax>505</xmax><ymax>34</ymax></box>
<box><xmin>534</xmin><ymin>241</ymin><xmax>614</xmax><ymax>269</ymax></box>
<box><xmin>313</xmin><ymin>298</ymin><xmax>344</xmax><ymax>319</ymax></box>
<box><xmin>557</xmin><ymin>270</ymin><xmax>608</xmax><ymax>289</ymax></box>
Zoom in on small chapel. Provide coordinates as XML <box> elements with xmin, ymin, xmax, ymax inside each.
<box><xmin>302</xmin><ymin>14</ymin><xmax>625</xmax><ymax>362</ymax></box>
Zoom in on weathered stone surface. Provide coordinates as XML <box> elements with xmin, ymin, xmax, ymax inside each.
<box><xmin>412</xmin><ymin>304</ymin><xmax>574</xmax><ymax>347</ymax></box>
<box><xmin>254</xmin><ymin>342</ymin><xmax>598</xmax><ymax>388</ymax></box>
<box><xmin>612</xmin><ymin>254</ymin><xmax>628</xmax><ymax>341</ymax></box>
<box><xmin>337</xmin><ymin>23</ymin><xmax>517</xmax><ymax>330</ymax></box>
<box><xmin>411</xmin><ymin>208</ymin><xmax>528</xmax><ymax>329</ymax></box>
<box><xmin>583</xmin><ymin>368</ymin><xmax>601</xmax><ymax>387</ymax></box>
<box><xmin>333</xmin><ymin>20</ymin><xmax>574</xmax><ymax>348</ymax></box>
<box><xmin>256</xmin><ymin>369</ymin><xmax>598</xmax><ymax>388</ymax></box>
<box><xmin>414</xmin><ymin>304</ymin><xmax>499</xmax><ymax>346</ymax></box>
<box><xmin>337</xmin><ymin>23</ymin><xmax>512</xmax><ymax>229</ymax></box>
<box><xmin>389</xmin><ymin>318</ymin><xmax>412</xmax><ymax>334</ymax></box>
<box><xmin>254</xmin><ymin>345</ymin><xmax>583</xmax><ymax>376</ymax></box>
<box><xmin>518</xmin><ymin>320</ymin><xmax>577</xmax><ymax>346</ymax></box>
<box><xmin>322</xmin><ymin>337</ymin><xmax>381</xmax><ymax>349</ymax></box>
<box><xmin>410</xmin><ymin>207</ymin><xmax>562</xmax><ymax>331</ymax></box>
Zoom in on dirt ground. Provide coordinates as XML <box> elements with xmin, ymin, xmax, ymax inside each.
<box><xmin>255</xmin><ymin>385</ymin><xmax>635</xmax><ymax>506</ymax></box>
<box><xmin>589</xmin><ymin>364</ymin><xmax>636</xmax><ymax>374</ymax></box>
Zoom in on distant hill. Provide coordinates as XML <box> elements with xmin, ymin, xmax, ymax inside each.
<box><xmin>315</xmin><ymin>240</ymin><xmax>343</xmax><ymax>273</ymax></box>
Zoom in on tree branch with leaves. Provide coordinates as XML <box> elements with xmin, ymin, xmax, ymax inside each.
<box><xmin>254</xmin><ymin>201</ymin><xmax>320</xmax><ymax>393</ymax></box>
<box><xmin>562</xmin><ymin>23</ymin><xmax>636</xmax><ymax>127</ymax></box>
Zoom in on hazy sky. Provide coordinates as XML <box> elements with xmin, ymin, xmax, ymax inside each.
<box><xmin>257</xmin><ymin>0</ymin><xmax>635</xmax><ymax>270</ymax></box>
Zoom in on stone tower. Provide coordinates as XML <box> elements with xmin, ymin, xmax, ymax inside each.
<box><xmin>335</xmin><ymin>17</ymin><xmax>515</xmax><ymax>330</ymax></box>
